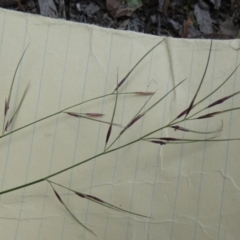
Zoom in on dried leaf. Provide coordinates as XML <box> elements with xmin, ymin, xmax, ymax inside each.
<box><xmin>220</xmin><ymin>17</ymin><xmax>238</xmax><ymax>38</ymax></box>
<box><xmin>38</xmin><ymin>0</ymin><xmax>58</xmax><ymax>18</ymax></box>
<box><xmin>209</xmin><ymin>0</ymin><xmax>221</xmax><ymax>9</ymax></box>
<box><xmin>194</xmin><ymin>4</ymin><xmax>213</xmax><ymax>34</ymax></box>
<box><xmin>107</xmin><ymin>0</ymin><xmax>142</xmax><ymax>18</ymax></box>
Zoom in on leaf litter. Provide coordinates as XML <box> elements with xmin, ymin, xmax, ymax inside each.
<box><xmin>0</xmin><ymin>0</ymin><xmax>239</xmax><ymax>38</ymax></box>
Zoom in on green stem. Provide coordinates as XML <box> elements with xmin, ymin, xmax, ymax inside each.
<box><xmin>0</xmin><ymin>111</ymin><xmax>238</xmax><ymax>196</ymax></box>
<box><xmin>0</xmin><ymin>93</ymin><xmax>113</xmax><ymax>140</ymax></box>
<box><xmin>0</xmin><ymin>119</ymin><xmax>176</xmax><ymax>196</ymax></box>
<box><xmin>0</xmin><ymin>91</ymin><xmax>147</xmax><ymax>140</ymax></box>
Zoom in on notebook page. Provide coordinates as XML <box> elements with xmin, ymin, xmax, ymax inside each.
<box><xmin>0</xmin><ymin>8</ymin><xmax>240</xmax><ymax>240</ymax></box>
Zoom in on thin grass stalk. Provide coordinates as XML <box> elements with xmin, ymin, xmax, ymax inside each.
<box><xmin>144</xmin><ymin>136</ymin><xmax>217</xmax><ymax>141</ymax></box>
<box><xmin>192</xmin><ymin>107</ymin><xmax>240</xmax><ymax>119</ymax></box>
<box><xmin>0</xmin><ymin>90</ymin><xmax>154</xmax><ymax>140</ymax></box>
<box><xmin>0</xmin><ymin>40</ymin><xmax>166</xmax><ymax>139</ymax></box>
<box><xmin>184</xmin><ymin>40</ymin><xmax>213</xmax><ymax>117</ymax></box>
<box><xmin>148</xmin><ymin>139</ymin><xmax>240</xmax><ymax>144</ymax></box>
<box><xmin>48</xmin><ymin>181</ymin><xmax>96</xmax><ymax>236</ymax></box>
<box><xmin>0</xmin><ymin>126</ymin><xmax>238</xmax><ymax>197</ymax></box>
<box><xmin>0</xmin><ymin>40</ymin><xmax>240</xmax><ymax>216</ymax></box>
<box><xmin>140</xmin><ymin>79</ymin><xmax>186</xmax><ymax>116</ymax></box>
<box><xmin>2</xmin><ymin>45</ymin><xmax>29</xmax><ymax>134</ymax></box>
<box><xmin>171</xmin><ymin>121</ymin><xmax>223</xmax><ymax>134</ymax></box>
<box><xmin>105</xmin><ymin>73</ymin><xmax>119</xmax><ymax>151</ymax></box>
<box><xmin>182</xmin><ymin>91</ymin><xmax>240</xmax><ymax>120</ymax></box>
<box><xmin>5</xmin><ymin>83</ymin><xmax>30</xmax><ymax>132</ymax></box>
<box><xmin>1</xmin><ymin>102</ymin><xmax>239</xmax><ymax>197</ymax></box>
<box><xmin>0</xmin><ymin>94</ymin><xmax>239</xmax><ymax>196</ymax></box>
<box><xmin>48</xmin><ymin>180</ymin><xmax>147</xmax><ymax>218</ymax></box>
<box><xmin>106</xmin><ymin>94</ymin><xmax>154</xmax><ymax>151</ymax></box>
<box><xmin>106</xmin><ymin>79</ymin><xmax>186</xmax><ymax>151</ymax></box>
<box><xmin>113</xmin><ymin>38</ymin><xmax>166</xmax><ymax>92</ymax></box>
<box><xmin>0</xmin><ymin>92</ymin><xmax>113</xmax><ymax>139</ymax></box>
<box><xmin>5</xmin><ymin>40</ymin><xmax>240</xmax><ymax>235</ymax></box>
<box><xmin>65</xmin><ymin>112</ymin><xmax>122</xmax><ymax>127</ymax></box>
<box><xmin>190</xmin><ymin>64</ymin><xmax>240</xmax><ymax>112</ymax></box>
<box><xmin>170</xmin><ymin>64</ymin><xmax>240</xmax><ymax>124</ymax></box>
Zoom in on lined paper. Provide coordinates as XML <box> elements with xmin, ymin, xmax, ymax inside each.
<box><xmin>0</xmin><ymin>8</ymin><xmax>240</xmax><ymax>240</ymax></box>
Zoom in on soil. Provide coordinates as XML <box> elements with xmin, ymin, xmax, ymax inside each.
<box><xmin>0</xmin><ymin>0</ymin><xmax>239</xmax><ymax>39</ymax></box>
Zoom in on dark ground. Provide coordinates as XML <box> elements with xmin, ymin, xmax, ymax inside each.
<box><xmin>0</xmin><ymin>0</ymin><xmax>239</xmax><ymax>39</ymax></box>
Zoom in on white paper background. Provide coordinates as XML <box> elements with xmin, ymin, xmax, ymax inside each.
<box><xmin>0</xmin><ymin>8</ymin><xmax>240</xmax><ymax>240</ymax></box>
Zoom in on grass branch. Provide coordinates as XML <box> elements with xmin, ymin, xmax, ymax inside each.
<box><xmin>1</xmin><ymin>40</ymin><xmax>240</xmax><ymax>235</ymax></box>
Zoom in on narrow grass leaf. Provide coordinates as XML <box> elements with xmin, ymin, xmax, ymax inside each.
<box><xmin>114</xmin><ymin>91</ymin><xmax>154</xmax><ymax>95</ymax></box>
<box><xmin>147</xmin><ymin>136</ymin><xmax>224</xmax><ymax>145</ymax></box>
<box><xmin>53</xmin><ymin>188</ymin><xmax>63</xmax><ymax>204</ymax></box>
<box><xmin>107</xmin><ymin>79</ymin><xmax>185</xmax><ymax>150</ymax></box>
<box><xmin>150</xmin><ymin>140</ymin><xmax>166</xmax><ymax>145</ymax></box>
<box><xmin>65</xmin><ymin>112</ymin><xmax>79</xmax><ymax>117</ymax></box>
<box><xmin>48</xmin><ymin>180</ymin><xmax>147</xmax><ymax>218</ymax></box>
<box><xmin>159</xmin><ymin>137</ymin><xmax>178</xmax><ymax>141</ymax></box>
<box><xmin>7</xmin><ymin>44</ymin><xmax>29</xmax><ymax>108</ymax></box>
<box><xmin>184</xmin><ymin>40</ymin><xmax>213</xmax><ymax>117</ymax></box>
<box><xmin>141</xmin><ymin>79</ymin><xmax>186</xmax><ymax>116</ymax></box>
<box><xmin>48</xmin><ymin>181</ymin><xmax>96</xmax><ymax>236</ymax></box>
<box><xmin>176</xmin><ymin>108</ymin><xmax>188</xmax><ymax>119</ymax></box>
<box><xmin>113</xmin><ymin>38</ymin><xmax>166</xmax><ymax>92</ymax></box>
<box><xmin>197</xmin><ymin>112</ymin><xmax>220</xmax><ymax>119</ymax></box>
<box><xmin>171</xmin><ymin>121</ymin><xmax>223</xmax><ymax>134</ymax></box>
<box><xmin>171</xmin><ymin>125</ymin><xmax>190</xmax><ymax>132</ymax></box>
<box><xmin>105</xmin><ymin>72</ymin><xmax>119</xmax><ymax>150</ymax></box>
<box><xmin>4</xmin><ymin>120</ymin><xmax>9</xmax><ymax>132</ymax></box>
<box><xmin>134</xmin><ymin>91</ymin><xmax>155</xmax><ymax>96</ymax></box>
<box><xmin>2</xmin><ymin>45</ymin><xmax>29</xmax><ymax>134</ymax></box>
<box><xmin>106</xmin><ymin>94</ymin><xmax>154</xmax><ymax>151</ymax></box>
<box><xmin>105</xmin><ymin>125</ymin><xmax>112</xmax><ymax>146</ymax></box>
<box><xmin>65</xmin><ymin>112</ymin><xmax>121</xmax><ymax>127</ymax></box>
<box><xmin>146</xmin><ymin>136</ymin><xmax>217</xmax><ymax>142</ymax></box>
<box><xmin>123</xmin><ymin>94</ymin><xmax>154</xmax><ymax>132</ymax></box>
<box><xmin>165</xmin><ymin>138</ymin><xmax>240</xmax><ymax>144</ymax></box>
<box><xmin>68</xmin><ymin>112</ymin><xmax>105</xmax><ymax>117</ymax></box>
<box><xmin>196</xmin><ymin>107</ymin><xmax>240</xmax><ymax>119</ymax></box>
<box><xmin>4</xmin><ymin>98</ymin><xmax>9</xmax><ymax>116</ymax></box>
<box><xmin>75</xmin><ymin>191</ymin><xmax>147</xmax><ymax>217</ymax></box>
<box><xmin>62</xmin><ymin>202</ymin><xmax>96</xmax><ymax>236</ymax></box>
<box><xmin>206</xmin><ymin>91</ymin><xmax>240</xmax><ymax>108</ymax></box>
<box><xmin>125</xmin><ymin>113</ymin><xmax>144</xmax><ymax>129</ymax></box>
<box><xmin>85</xmin><ymin>113</ymin><xmax>105</xmax><ymax>117</ymax></box>
<box><xmin>191</xmin><ymin>64</ymin><xmax>240</xmax><ymax>111</ymax></box>
<box><xmin>5</xmin><ymin>83</ymin><xmax>30</xmax><ymax>132</ymax></box>
<box><xmin>183</xmin><ymin>64</ymin><xmax>240</xmax><ymax>122</ymax></box>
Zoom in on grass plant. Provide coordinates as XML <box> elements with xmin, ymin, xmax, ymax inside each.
<box><xmin>0</xmin><ymin>39</ymin><xmax>239</xmax><ymax>236</ymax></box>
